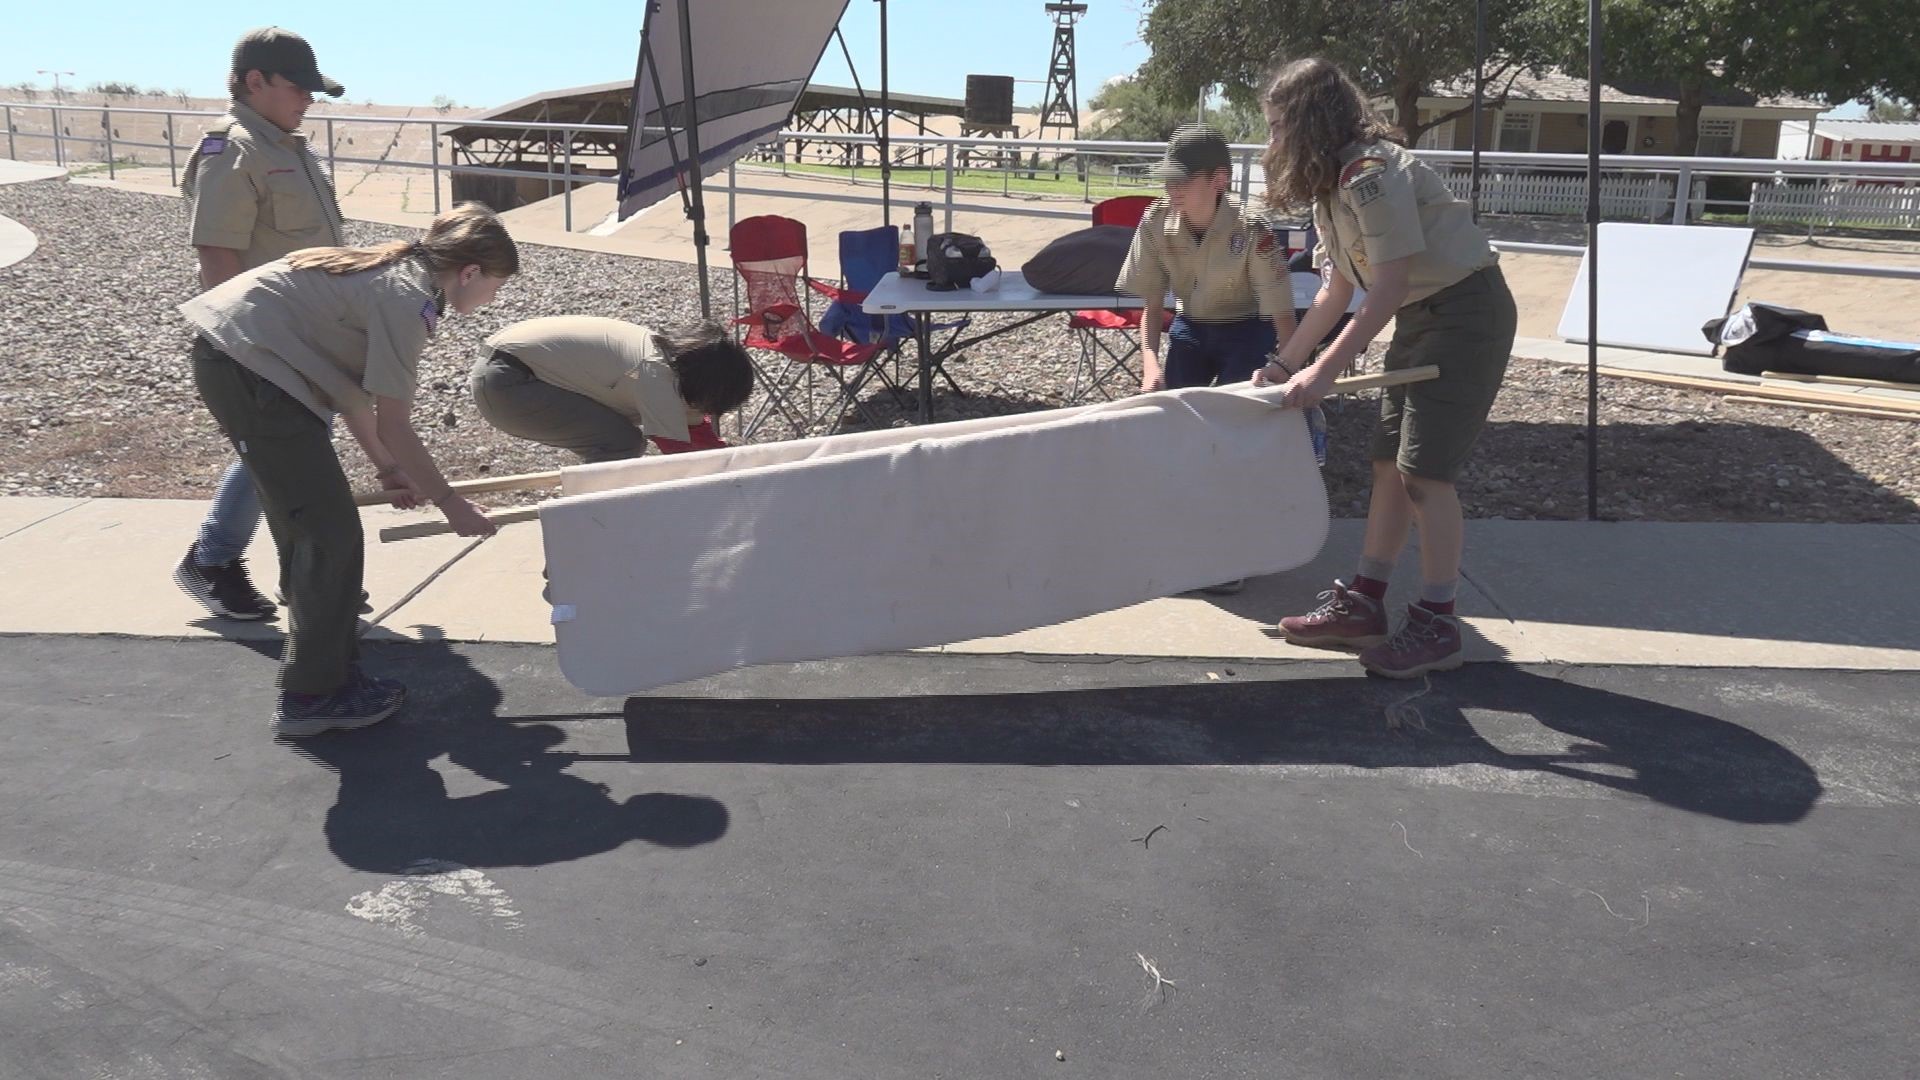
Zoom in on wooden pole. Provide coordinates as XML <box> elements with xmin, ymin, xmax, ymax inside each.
<box><xmin>379</xmin><ymin>507</ymin><xmax>540</xmax><ymax>543</ymax></box>
<box><xmin>354</xmin><ymin>468</ymin><xmax>562</xmax><ymax>507</ymax></box>
<box><xmin>376</xmin><ymin>366</ymin><xmax>1444</xmax><ymax>543</ymax></box>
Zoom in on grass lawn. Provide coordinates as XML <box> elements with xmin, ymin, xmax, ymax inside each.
<box><xmin>765</xmin><ymin>160</ymin><xmax>1156</xmax><ymax>202</ymax></box>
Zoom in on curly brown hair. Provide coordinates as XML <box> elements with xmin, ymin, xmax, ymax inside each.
<box><xmin>1261</xmin><ymin>58</ymin><xmax>1401</xmax><ymax>213</ymax></box>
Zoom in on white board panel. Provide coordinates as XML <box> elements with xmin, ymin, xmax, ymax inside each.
<box><xmin>1558</xmin><ymin>222</ymin><xmax>1754</xmax><ymax>356</ymax></box>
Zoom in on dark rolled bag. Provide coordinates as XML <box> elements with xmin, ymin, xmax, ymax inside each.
<box><xmin>1020</xmin><ymin>224</ymin><xmax>1134</xmax><ymax>295</ymax></box>
<box><xmin>926</xmin><ymin>232</ymin><xmax>998</xmax><ymax>292</ymax></box>
<box><xmin>1704</xmin><ymin>302</ymin><xmax>1920</xmax><ymax>384</ymax></box>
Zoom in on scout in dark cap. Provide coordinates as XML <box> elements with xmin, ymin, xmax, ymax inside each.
<box><xmin>1119</xmin><ymin>123</ymin><xmax>1296</xmax><ymax>396</ymax></box>
<box><xmin>1117</xmin><ymin>122</ymin><xmax>1299</xmax><ymax>595</ymax></box>
<box><xmin>174</xmin><ymin>27</ymin><xmax>349</xmax><ymax>624</ymax></box>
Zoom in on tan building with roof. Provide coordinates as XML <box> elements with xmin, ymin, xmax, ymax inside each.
<box><xmin>1384</xmin><ymin>68</ymin><xmax>1824</xmax><ymax>159</ymax></box>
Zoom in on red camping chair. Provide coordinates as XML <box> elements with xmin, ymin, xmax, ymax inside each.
<box><xmin>1066</xmin><ymin>195</ymin><xmax>1163</xmax><ymax>402</ymax></box>
<box><xmin>729</xmin><ymin>215</ymin><xmax>886</xmax><ymax>438</ymax></box>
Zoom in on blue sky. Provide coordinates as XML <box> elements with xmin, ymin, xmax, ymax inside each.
<box><xmin>0</xmin><ymin>2</ymin><xmax>1866</xmax><ymax>118</ymax></box>
<box><xmin>0</xmin><ymin>1</ymin><xmax>1152</xmax><ymax>109</ymax></box>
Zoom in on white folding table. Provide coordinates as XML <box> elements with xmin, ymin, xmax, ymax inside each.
<box><xmin>864</xmin><ymin>270</ymin><xmax>1350</xmax><ymax>421</ymax></box>
<box><xmin>861</xmin><ymin>271</ymin><xmax>1146</xmax><ymax>422</ymax></box>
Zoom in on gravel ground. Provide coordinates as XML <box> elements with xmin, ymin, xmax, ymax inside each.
<box><xmin>2</xmin><ymin>180</ymin><xmax>1916</xmax><ymax>523</ymax></box>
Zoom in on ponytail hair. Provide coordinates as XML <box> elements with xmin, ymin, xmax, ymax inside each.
<box><xmin>287</xmin><ymin>202</ymin><xmax>520</xmax><ymax>279</ymax></box>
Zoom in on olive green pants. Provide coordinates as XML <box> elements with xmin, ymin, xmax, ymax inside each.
<box><xmin>1371</xmin><ymin>265</ymin><xmax>1517</xmax><ymax>481</ymax></box>
<box><xmin>192</xmin><ymin>339</ymin><xmax>362</xmax><ymax>696</ymax></box>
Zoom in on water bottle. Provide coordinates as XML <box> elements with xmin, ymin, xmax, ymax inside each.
<box><xmin>1305</xmin><ymin>405</ymin><xmax>1329</xmax><ymax>467</ymax></box>
<box><xmin>913</xmin><ymin>202</ymin><xmax>934</xmax><ymax>269</ymax></box>
<box><xmin>898</xmin><ymin>223</ymin><xmax>914</xmax><ymax>275</ymax></box>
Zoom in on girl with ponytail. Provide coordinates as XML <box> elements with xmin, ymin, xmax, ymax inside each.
<box><xmin>178</xmin><ymin>202</ymin><xmax>519</xmax><ymax>736</ymax></box>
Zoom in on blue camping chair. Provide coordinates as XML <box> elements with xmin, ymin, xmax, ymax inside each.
<box><xmin>818</xmin><ymin>225</ymin><xmax>972</xmax><ymax>395</ymax></box>
<box><xmin>818</xmin><ymin>225</ymin><xmax>914</xmax><ymax>346</ymax></box>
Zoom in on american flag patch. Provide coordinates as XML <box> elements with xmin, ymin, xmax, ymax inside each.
<box><xmin>420</xmin><ymin>299</ymin><xmax>439</xmax><ymax>334</ymax></box>
<box><xmin>198</xmin><ymin>136</ymin><xmax>227</xmax><ymax>156</ymax></box>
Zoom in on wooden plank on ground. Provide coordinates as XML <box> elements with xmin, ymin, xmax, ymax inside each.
<box><xmin>1724</xmin><ymin>395</ymin><xmax>1920</xmax><ymax>422</ymax></box>
<box><xmin>1760</xmin><ymin>370</ymin><xmax>1920</xmax><ymax>395</ymax></box>
<box><xmin>1595</xmin><ymin>366</ymin><xmax>1920</xmax><ymax>414</ymax></box>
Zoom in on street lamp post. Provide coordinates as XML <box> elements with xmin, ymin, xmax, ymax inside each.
<box><xmin>36</xmin><ymin>69</ymin><xmax>76</xmax><ymax>98</ymax></box>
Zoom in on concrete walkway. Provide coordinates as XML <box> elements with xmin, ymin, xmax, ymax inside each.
<box><xmin>0</xmin><ymin>214</ymin><xmax>34</xmax><ymax>269</ymax></box>
<box><xmin>0</xmin><ymin>159</ymin><xmax>65</xmax><ymax>185</ymax></box>
<box><xmin>4</xmin><ymin>496</ymin><xmax>1917</xmax><ymax>674</ymax></box>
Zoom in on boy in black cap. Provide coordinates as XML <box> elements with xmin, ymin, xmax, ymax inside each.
<box><xmin>1117</xmin><ymin>123</ymin><xmax>1299</xmax><ymax>594</ymax></box>
<box><xmin>1118</xmin><ymin>122</ymin><xmax>1296</xmax><ymax>397</ymax></box>
<box><xmin>173</xmin><ymin>27</ymin><xmax>349</xmax><ymax>622</ymax></box>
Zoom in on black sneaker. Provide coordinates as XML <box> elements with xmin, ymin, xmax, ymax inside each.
<box><xmin>175</xmin><ymin>542</ymin><xmax>277</xmax><ymax>620</ymax></box>
<box><xmin>273</xmin><ymin>674</ymin><xmax>407</xmax><ymax>738</ymax></box>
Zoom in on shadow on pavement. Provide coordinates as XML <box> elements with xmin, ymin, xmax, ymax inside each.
<box><xmin>287</xmin><ymin>627</ymin><xmax>730</xmax><ymax>873</ymax></box>
<box><xmin>620</xmin><ymin>665</ymin><xmax>1819</xmax><ymax>825</ymax></box>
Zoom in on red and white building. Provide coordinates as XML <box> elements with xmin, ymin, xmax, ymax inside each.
<box><xmin>1780</xmin><ymin>119</ymin><xmax>1920</xmax><ymax>164</ymax></box>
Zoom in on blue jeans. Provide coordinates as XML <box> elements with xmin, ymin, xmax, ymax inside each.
<box><xmin>195</xmin><ymin>414</ymin><xmax>337</xmax><ymax>565</ymax></box>
<box><xmin>1163</xmin><ymin>315</ymin><xmax>1277</xmax><ymax>389</ymax></box>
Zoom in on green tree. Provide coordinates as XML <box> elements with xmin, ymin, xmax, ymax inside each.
<box><xmin>1867</xmin><ymin>96</ymin><xmax>1918</xmax><ymax>121</ymax></box>
<box><xmin>1542</xmin><ymin>0</ymin><xmax>1920</xmax><ymax>155</ymax></box>
<box><xmin>1139</xmin><ymin>0</ymin><xmax>1565</xmax><ymax>145</ymax></box>
<box><xmin>1086</xmin><ymin>74</ymin><xmax>1194</xmax><ymax>143</ymax></box>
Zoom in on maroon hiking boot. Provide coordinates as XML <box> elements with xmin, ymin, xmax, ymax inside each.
<box><xmin>1277</xmin><ymin>580</ymin><xmax>1389</xmax><ymax>649</ymax></box>
<box><xmin>1359</xmin><ymin>604</ymin><xmax>1465</xmax><ymax>679</ymax></box>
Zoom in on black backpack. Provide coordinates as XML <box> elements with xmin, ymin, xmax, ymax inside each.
<box><xmin>927</xmin><ymin>232</ymin><xmax>998</xmax><ymax>291</ymax></box>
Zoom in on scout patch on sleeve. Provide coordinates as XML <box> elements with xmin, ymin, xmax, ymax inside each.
<box><xmin>1229</xmin><ymin>229</ymin><xmax>1247</xmax><ymax>255</ymax></box>
<box><xmin>420</xmin><ymin>299</ymin><xmax>439</xmax><ymax>335</ymax></box>
<box><xmin>1339</xmin><ymin>156</ymin><xmax>1389</xmax><ymax>206</ymax></box>
<box><xmin>197</xmin><ymin>136</ymin><xmax>227</xmax><ymax>156</ymax></box>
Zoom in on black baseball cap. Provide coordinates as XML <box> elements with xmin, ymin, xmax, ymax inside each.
<box><xmin>232</xmin><ymin>27</ymin><xmax>344</xmax><ymax>98</ymax></box>
<box><xmin>1149</xmin><ymin>123</ymin><xmax>1232</xmax><ymax>180</ymax></box>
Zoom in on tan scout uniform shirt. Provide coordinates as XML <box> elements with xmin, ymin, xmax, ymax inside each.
<box><xmin>1117</xmin><ymin>194</ymin><xmax>1291</xmax><ymax>322</ymax></box>
<box><xmin>182</xmin><ymin>101</ymin><xmax>345</xmax><ymax>269</ymax></box>
<box><xmin>485</xmin><ymin>317</ymin><xmax>692</xmax><ymax>443</ymax></box>
<box><xmin>178</xmin><ymin>256</ymin><xmax>441</xmax><ymax>421</ymax></box>
<box><xmin>1313</xmin><ymin>139</ymin><xmax>1496</xmax><ymax>303</ymax></box>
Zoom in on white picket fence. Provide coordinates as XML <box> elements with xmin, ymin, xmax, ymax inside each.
<box><xmin>1436</xmin><ymin>168</ymin><xmax>1672</xmax><ymax>220</ymax></box>
<box><xmin>1750</xmin><ymin>181</ymin><xmax>1920</xmax><ymax>229</ymax></box>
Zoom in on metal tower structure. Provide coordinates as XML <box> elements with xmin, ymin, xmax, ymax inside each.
<box><xmin>1036</xmin><ymin>3</ymin><xmax>1087</xmax><ymax>175</ymax></box>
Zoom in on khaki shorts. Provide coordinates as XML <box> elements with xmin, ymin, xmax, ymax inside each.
<box><xmin>1370</xmin><ymin>265</ymin><xmax>1516</xmax><ymax>481</ymax></box>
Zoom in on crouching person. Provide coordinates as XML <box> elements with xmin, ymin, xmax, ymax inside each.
<box><xmin>471</xmin><ymin>317</ymin><xmax>755</xmax><ymax>460</ymax></box>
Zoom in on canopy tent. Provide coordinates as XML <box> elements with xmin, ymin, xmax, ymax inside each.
<box><xmin>618</xmin><ymin>0</ymin><xmax>927</xmax><ymax>321</ymax></box>
<box><xmin>617</xmin><ymin>0</ymin><xmax>856</xmax><ymax>317</ymax></box>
